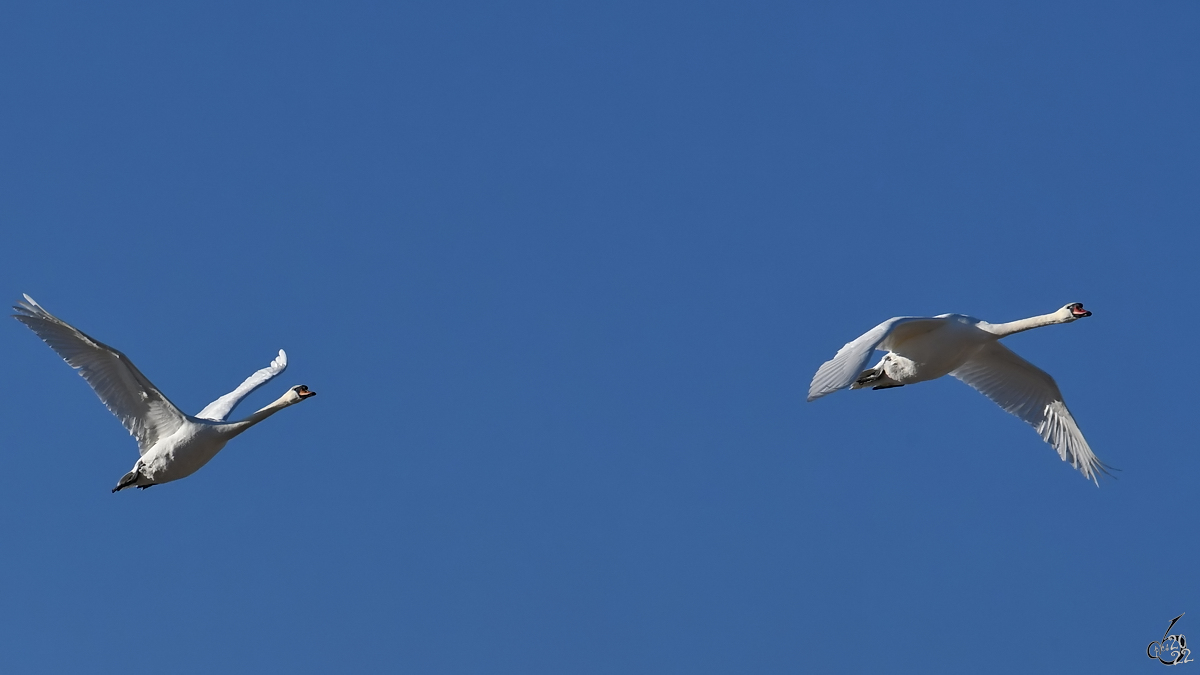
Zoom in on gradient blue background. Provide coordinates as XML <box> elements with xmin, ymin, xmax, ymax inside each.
<box><xmin>0</xmin><ymin>2</ymin><xmax>1195</xmax><ymax>672</ymax></box>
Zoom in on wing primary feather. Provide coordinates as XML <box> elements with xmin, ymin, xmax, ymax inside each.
<box><xmin>13</xmin><ymin>294</ymin><xmax>187</xmax><ymax>455</ymax></box>
<box><xmin>951</xmin><ymin>342</ymin><xmax>1111</xmax><ymax>485</ymax></box>
<box><xmin>195</xmin><ymin>348</ymin><xmax>289</xmax><ymax>421</ymax></box>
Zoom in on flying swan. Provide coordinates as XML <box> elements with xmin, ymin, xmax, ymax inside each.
<box><xmin>13</xmin><ymin>294</ymin><xmax>316</xmax><ymax>492</ymax></box>
<box><xmin>807</xmin><ymin>303</ymin><xmax>1109</xmax><ymax>483</ymax></box>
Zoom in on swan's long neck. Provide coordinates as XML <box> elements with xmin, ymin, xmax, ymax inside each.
<box><xmin>221</xmin><ymin>392</ymin><xmax>296</xmax><ymax>438</ymax></box>
<box><xmin>979</xmin><ymin>309</ymin><xmax>1072</xmax><ymax>338</ymax></box>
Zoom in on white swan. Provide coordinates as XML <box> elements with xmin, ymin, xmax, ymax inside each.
<box><xmin>807</xmin><ymin>303</ymin><xmax>1109</xmax><ymax>483</ymax></box>
<box><xmin>12</xmin><ymin>294</ymin><xmax>316</xmax><ymax>492</ymax></box>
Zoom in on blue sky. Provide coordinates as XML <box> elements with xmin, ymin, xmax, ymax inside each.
<box><xmin>0</xmin><ymin>2</ymin><xmax>1196</xmax><ymax>672</ymax></box>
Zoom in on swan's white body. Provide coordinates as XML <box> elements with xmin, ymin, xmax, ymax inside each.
<box><xmin>808</xmin><ymin>303</ymin><xmax>1108</xmax><ymax>484</ymax></box>
<box><xmin>13</xmin><ymin>294</ymin><xmax>316</xmax><ymax>491</ymax></box>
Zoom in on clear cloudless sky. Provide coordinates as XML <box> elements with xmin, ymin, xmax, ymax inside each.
<box><xmin>0</xmin><ymin>2</ymin><xmax>1195</xmax><ymax>673</ymax></box>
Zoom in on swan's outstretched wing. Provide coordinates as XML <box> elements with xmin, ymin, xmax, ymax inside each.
<box><xmin>807</xmin><ymin>317</ymin><xmax>945</xmax><ymax>402</ymax></box>
<box><xmin>12</xmin><ymin>294</ymin><xmax>186</xmax><ymax>456</ymax></box>
<box><xmin>196</xmin><ymin>349</ymin><xmax>288</xmax><ymax>421</ymax></box>
<box><xmin>951</xmin><ymin>341</ymin><xmax>1109</xmax><ymax>484</ymax></box>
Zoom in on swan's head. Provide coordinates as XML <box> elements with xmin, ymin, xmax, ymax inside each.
<box><xmin>286</xmin><ymin>384</ymin><xmax>317</xmax><ymax>404</ymax></box>
<box><xmin>1064</xmin><ymin>302</ymin><xmax>1091</xmax><ymax>320</ymax></box>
